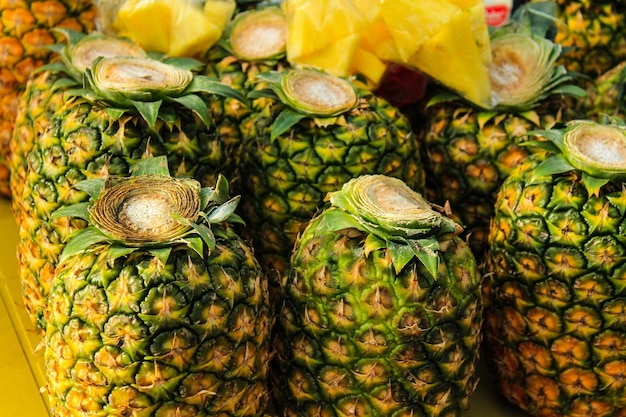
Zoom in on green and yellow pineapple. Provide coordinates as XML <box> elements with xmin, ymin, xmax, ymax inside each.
<box><xmin>204</xmin><ymin>5</ymin><xmax>289</xmax><ymax>190</ymax></box>
<box><xmin>273</xmin><ymin>174</ymin><xmax>483</xmax><ymax>416</ymax></box>
<box><xmin>0</xmin><ymin>0</ymin><xmax>97</xmax><ymax>197</ymax></box>
<box><xmin>16</xmin><ymin>52</ymin><xmax>245</xmax><ymax>331</ymax></box>
<box><xmin>580</xmin><ymin>60</ymin><xmax>626</xmax><ymax>121</ymax></box>
<box><xmin>45</xmin><ymin>156</ymin><xmax>272</xmax><ymax>416</ymax></box>
<box><xmin>484</xmin><ymin>117</ymin><xmax>626</xmax><ymax>417</ymax></box>
<box><xmin>530</xmin><ymin>0</ymin><xmax>626</xmax><ymax>78</ymax></box>
<box><xmin>9</xmin><ymin>29</ymin><xmax>147</xmax><ymax>220</ymax></box>
<box><xmin>419</xmin><ymin>2</ymin><xmax>585</xmax><ymax>256</ymax></box>
<box><xmin>239</xmin><ymin>67</ymin><xmax>425</xmax><ymax>279</ymax></box>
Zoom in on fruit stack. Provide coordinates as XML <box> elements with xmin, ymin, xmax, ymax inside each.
<box><xmin>2</xmin><ymin>0</ymin><xmax>626</xmax><ymax>417</ymax></box>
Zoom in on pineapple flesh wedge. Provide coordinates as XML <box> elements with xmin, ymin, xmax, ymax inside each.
<box><xmin>113</xmin><ymin>0</ymin><xmax>236</xmax><ymax>57</ymax></box>
<box><xmin>282</xmin><ymin>0</ymin><xmax>492</xmax><ymax>108</ymax></box>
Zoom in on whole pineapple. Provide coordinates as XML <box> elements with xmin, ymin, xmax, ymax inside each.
<box><xmin>580</xmin><ymin>60</ymin><xmax>625</xmax><ymax>121</ymax></box>
<box><xmin>203</xmin><ymin>5</ymin><xmax>289</xmax><ymax>191</ymax></box>
<box><xmin>239</xmin><ymin>67</ymin><xmax>425</xmax><ymax>280</ymax></box>
<box><xmin>484</xmin><ymin>117</ymin><xmax>626</xmax><ymax>417</ymax></box>
<box><xmin>9</xmin><ymin>29</ymin><xmax>147</xmax><ymax>221</ymax></box>
<box><xmin>0</xmin><ymin>0</ymin><xmax>96</xmax><ymax>197</ymax></box>
<box><xmin>273</xmin><ymin>174</ymin><xmax>483</xmax><ymax>416</ymax></box>
<box><xmin>44</xmin><ymin>157</ymin><xmax>272</xmax><ymax>416</ymax></box>
<box><xmin>16</xmin><ymin>53</ymin><xmax>246</xmax><ymax>331</ymax></box>
<box><xmin>419</xmin><ymin>2</ymin><xmax>585</xmax><ymax>256</ymax></box>
<box><xmin>530</xmin><ymin>0</ymin><xmax>626</xmax><ymax>78</ymax></box>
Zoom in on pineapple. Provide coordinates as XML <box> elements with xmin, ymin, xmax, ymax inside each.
<box><xmin>239</xmin><ymin>67</ymin><xmax>425</xmax><ymax>281</ymax></box>
<box><xmin>109</xmin><ymin>0</ymin><xmax>236</xmax><ymax>58</ymax></box>
<box><xmin>418</xmin><ymin>2</ymin><xmax>586</xmax><ymax>256</ymax></box>
<box><xmin>44</xmin><ymin>156</ymin><xmax>272</xmax><ymax>416</ymax></box>
<box><xmin>203</xmin><ymin>5</ymin><xmax>289</xmax><ymax>190</ymax></box>
<box><xmin>273</xmin><ymin>174</ymin><xmax>483</xmax><ymax>416</ymax></box>
<box><xmin>0</xmin><ymin>0</ymin><xmax>96</xmax><ymax>197</ymax></box>
<box><xmin>580</xmin><ymin>60</ymin><xmax>626</xmax><ymax>121</ymax></box>
<box><xmin>531</xmin><ymin>0</ymin><xmax>626</xmax><ymax>78</ymax></box>
<box><xmin>9</xmin><ymin>29</ymin><xmax>147</xmax><ymax>221</ymax></box>
<box><xmin>484</xmin><ymin>117</ymin><xmax>626</xmax><ymax>417</ymax></box>
<box><xmin>16</xmin><ymin>53</ymin><xmax>246</xmax><ymax>331</ymax></box>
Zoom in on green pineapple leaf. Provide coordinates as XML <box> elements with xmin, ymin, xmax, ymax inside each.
<box><xmin>531</xmin><ymin>154</ymin><xmax>576</xmax><ymax>179</ymax></box>
<box><xmin>107</xmin><ymin>244</ymin><xmax>140</xmax><ymax>261</ymax></box>
<box><xmin>185</xmin><ymin>236</ymin><xmax>205</xmax><ymax>257</ymax></box>
<box><xmin>271</xmin><ymin>108</ymin><xmax>308</xmax><ymax>141</ymax></box>
<box><xmin>148</xmin><ymin>247</ymin><xmax>172</xmax><ymax>266</ymax></box>
<box><xmin>130</xmin><ymin>99</ymin><xmax>162</xmax><ymax>129</ymax></box>
<box><xmin>581</xmin><ymin>173</ymin><xmax>610</xmax><ymax>197</ymax></box>
<box><xmin>74</xmin><ymin>179</ymin><xmax>106</xmax><ymax>198</ymax></box>
<box><xmin>388</xmin><ymin>240</ymin><xmax>418</xmax><ymax>275</ymax></box>
<box><xmin>168</xmin><ymin>94</ymin><xmax>212</xmax><ymax>127</ymax></box>
<box><xmin>160</xmin><ymin>56</ymin><xmax>206</xmax><ymax>72</ymax></box>
<box><xmin>607</xmin><ymin>186</ymin><xmax>626</xmax><ymax>217</ymax></box>
<box><xmin>50</xmin><ymin>202</ymin><xmax>91</xmax><ymax>222</ymax></box>
<box><xmin>406</xmin><ymin>237</ymin><xmax>440</xmax><ymax>279</ymax></box>
<box><xmin>207</xmin><ymin>196</ymin><xmax>241</xmax><ymax>224</ymax></box>
<box><xmin>316</xmin><ymin>208</ymin><xmax>363</xmax><ymax>233</ymax></box>
<box><xmin>184</xmin><ymin>76</ymin><xmax>249</xmax><ymax>105</ymax></box>
<box><xmin>364</xmin><ymin>234</ymin><xmax>386</xmax><ymax>257</ymax></box>
<box><xmin>59</xmin><ymin>226</ymin><xmax>110</xmax><ymax>263</ymax></box>
<box><xmin>173</xmin><ymin>212</ymin><xmax>216</xmax><ymax>252</ymax></box>
<box><xmin>131</xmin><ymin>156</ymin><xmax>170</xmax><ymax>176</ymax></box>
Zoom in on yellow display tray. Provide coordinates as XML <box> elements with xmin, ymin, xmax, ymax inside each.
<box><xmin>0</xmin><ymin>197</ymin><xmax>530</xmax><ymax>416</ymax></box>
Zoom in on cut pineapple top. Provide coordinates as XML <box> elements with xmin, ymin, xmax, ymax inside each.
<box><xmin>282</xmin><ymin>0</ymin><xmax>493</xmax><ymax>108</ymax></box>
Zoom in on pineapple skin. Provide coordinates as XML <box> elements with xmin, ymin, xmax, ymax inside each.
<box><xmin>204</xmin><ymin>42</ymin><xmax>289</xmax><ymax>195</ymax></box>
<box><xmin>530</xmin><ymin>0</ymin><xmax>626</xmax><ymax>78</ymax></box>
<box><xmin>484</xmin><ymin>153</ymin><xmax>626</xmax><ymax>417</ymax></box>
<box><xmin>0</xmin><ymin>0</ymin><xmax>96</xmax><ymax>197</ymax></box>
<box><xmin>273</xmin><ymin>209</ymin><xmax>483</xmax><ymax>416</ymax></box>
<box><xmin>9</xmin><ymin>69</ymin><xmax>75</xmax><ymax>221</ymax></box>
<box><xmin>419</xmin><ymin>99</ymin><xmax>566</xmax><ymax>257</ymax></box>
<box><xmin>17</xmin><ymin>95</ymin><xmax>230</xmax><ymax>331</ymax></box>
<box><xmin>44</xmin><ymin>230</ymin><xmax>272</xmax><ymax>416</ymax></box>
<box><xmin>239</xmin><ymin>84</ymin><xmax>425</xmax><ymax>279</ymax></box>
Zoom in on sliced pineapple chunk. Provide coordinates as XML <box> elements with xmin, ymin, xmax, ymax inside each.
<box><xmin>408</xmin><ymin>7</ymin><xmax>493</xmax><ymax>108</ymax></box>
<box><xmin>113</xmin><ymin>0</ymin><xmax>235</xmax><ymax>57</ymax></box>
<box><xmin>282</xmin><ymin>0</ymin><xmax>493</xmax><ymax>108</ymax></box>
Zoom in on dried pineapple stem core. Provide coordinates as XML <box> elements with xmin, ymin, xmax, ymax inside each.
<box><xmin>71</xmin><ymin>39</ymin><xmax>145</xmax><ymax>72</ymax></box>
<box><xmin>91</xmin><ymin>176</ymin><xmax>201</xmax><ymax>243</ymax></box>
<box><xmin>107</xmin><ymin>61</ymin><xmax>169</xmax><ymax>86</ymax></box>
<box><xmin>119</xmin><ymin>193</ymin><xmax>178</xmax><ymax>235</ymax></box>
<box><xmin>489</xmin><ymin>48</ymin><xmax>527</xmax><ymax>97</ymax></box>
<box><xmin>353</xmin><ymin>176</ymin><xmax>437</xmax><ymax>225</ymax></box>
<box><xmin>285</xmin><ymin>70</ymin><xmax>357</xmax><ymax>115</ymax></box>
<box><xmin>231</xmin><ymin>15</ymin><xmax>287</xmax><ymax>60</ymax></box>
<box><xmin>566</xmin><ymin>124</ymin><xmax>626</xmax><ymax>170</ymax></box>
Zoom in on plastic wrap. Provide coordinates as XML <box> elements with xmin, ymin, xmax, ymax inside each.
<box><xmin>95</xmin><ymin>0</ymin><xmax>236</xmax><ymax>57</ymax></box>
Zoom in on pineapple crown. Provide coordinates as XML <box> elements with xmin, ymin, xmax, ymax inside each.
<box><xmin>65</xmin><ymin>54</ymin><xmax>248</xmax><ymax>130</ymax></box>
<box><xmin>429</xmin><ymin>1</ymin><xmax>585</xmax><ymax>111</ymax></box>
<box><xmin>52</xmin><ymin>156</ymin><xmax>244</xmax><ymax>264</ymax></box>
<box><xmin>525</xmin><ymin>116</ymin><xmax>626</xmax><ymax>196</ymax></box>
<box><xmin>314</xmin><ymin>175</ymin><xmax>462</xmax><ymax>279</ymax></box>
<box><xmin>247</xmin><ymin>67</ymin><xmax>359</xmax><ymax>140</ymax></box>
<box><xmin>215</xmin><ymin>5</ymin><xmax>287</xmax><ymax>63</ymax></box>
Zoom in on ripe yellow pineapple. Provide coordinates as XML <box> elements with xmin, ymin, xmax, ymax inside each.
<box><xmin>0</xmin><ymin>0</ymin><xmax>96</xmax><ymax>197</ymax></box>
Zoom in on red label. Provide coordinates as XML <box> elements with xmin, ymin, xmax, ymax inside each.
<box><xmin>485</xmin><ymin>5</ymin><xmax>510</xmax><ymax>27</ymax></box>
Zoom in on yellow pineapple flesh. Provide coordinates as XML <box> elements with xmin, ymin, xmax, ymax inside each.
<box><xmin>112</xmin><ymin>0</ymin><xmax>236</xmax><ymax>57</ymax></box>
<box><xmin>0</xmin><ymin>0</ymin><xmax>96</xmax><ymax>198</ymax></box>
<box><xmin>282</xmin><ymin>0</ymin><xmax>492</xmax><ymax>108</ymax></box>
